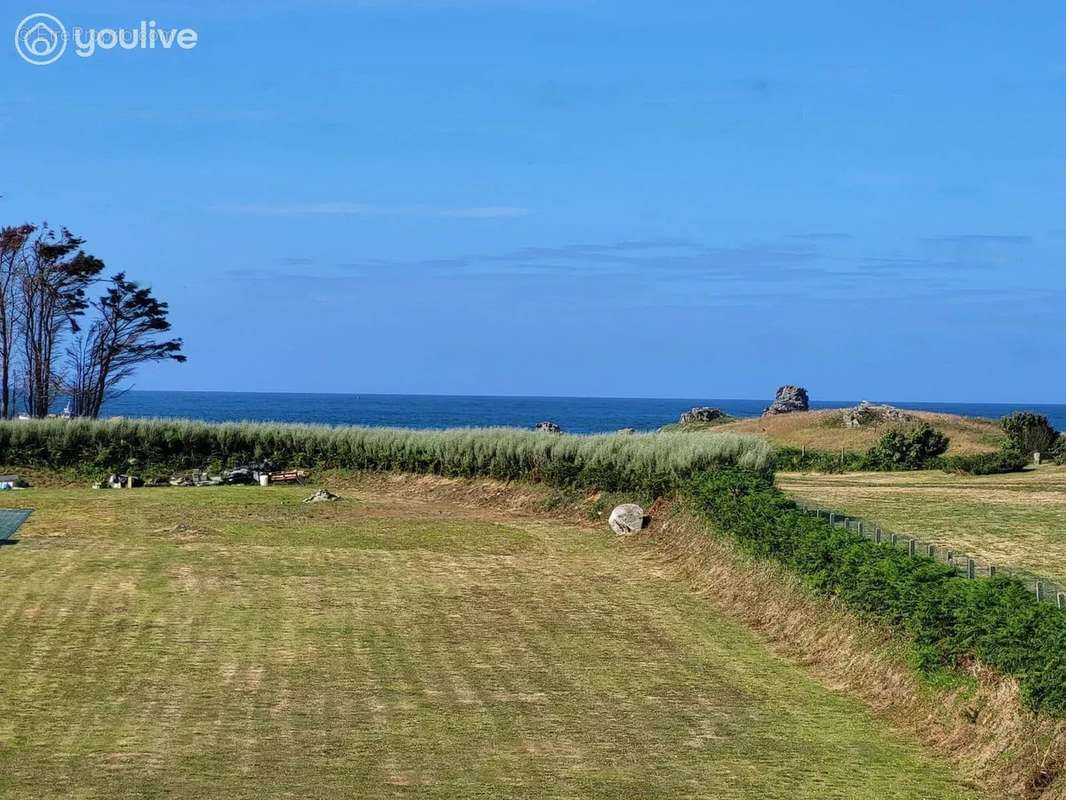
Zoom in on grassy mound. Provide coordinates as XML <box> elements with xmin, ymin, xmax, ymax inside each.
<box><xmin>715</xmin><ymin>409</ymin><xmax>1005</xmax><ymax>456</ymax></box>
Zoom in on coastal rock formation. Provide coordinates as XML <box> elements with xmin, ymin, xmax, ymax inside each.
<box><xmin>763</xmin><ymin>385</ymin><xmax>809</xmax><ymax>416</ymax></box>
<box><xmin>841</xmin><ymin>401</ymin><xmax>914</xmax><ymax>428</ymax></box>
<box><xmin>535</xmin><ymin>421</ymin><xmax>562</xmax><ymax>433</ymax></box>
<box><xmin>608</xmin><ymin>503</ymin><xmax>646</xmax><ymax>535</ymax></box>
<box><xmin>303</xmin><ymin>488</ymin><xmax>341</xmax><ymax>503</ymax></box>
<box><xmin>679</xmin><ymin>407</ymin><xmax>724</xmax><ymax>425</ymax></box>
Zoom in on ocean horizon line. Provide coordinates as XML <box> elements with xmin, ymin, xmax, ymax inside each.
<box><xmin>107</xmin><ymin>389</ymin><xmax>1066</xmax><ymax>407</ymax></box>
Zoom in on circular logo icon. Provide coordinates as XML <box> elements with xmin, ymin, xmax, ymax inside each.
<box><xmin>14</xmin><ymin>13</ymin><xmax>67</xmax><ymax>65</ymax></box>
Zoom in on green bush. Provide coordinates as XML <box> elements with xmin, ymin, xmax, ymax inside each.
<box><xmin>934</xmin><ymin>450</ymin><xmax>1029</xmax><ymax>475</ymax></box>
<box><xmin>1001</xmin><ymin>411</ymin><xmax>1059</xmax><ymax>456</ymax></box>
<box><xmin>865</xmin><ymin>423</ymin><xmax>950</xmax><ymax>470</ymax></box>
<box><xmin>687</xmin><ymin>467</ymin><xmax>1066</xmax><ymax>716</ymax></box>
<box><xmin>1050</xmin><ymin>438</ymin><xmax>1066</xmax><ymax>466</ymax></box>
<box><xmin>0</xmin><ymin>418</ymin><xmax>771</xmax><ymax>495</ymax></box>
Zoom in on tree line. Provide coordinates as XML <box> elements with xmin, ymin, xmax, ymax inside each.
<box><xmin>0</xmin><ymin>223</ymin><xmax>185</xmax><ymax>419</ymax></box>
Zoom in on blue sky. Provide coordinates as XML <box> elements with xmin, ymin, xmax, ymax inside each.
<box><xmin>4</xmin><ymin>1</ymin><xmax>1064</xmax><ymax>402</ymax></box>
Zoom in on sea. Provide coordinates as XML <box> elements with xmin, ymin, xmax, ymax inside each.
<box><xmin>96</xmin><ymin>392</ymin><xmax>1066</xmax><ymax>434</ymax></box>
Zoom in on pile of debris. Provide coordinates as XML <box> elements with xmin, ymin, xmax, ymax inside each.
<box><xmin>841</xmin><ymin>401</ymin><xmax>915</xmax><ymax>429</ymax></box>
<box><xmin>96</xmin><ymin>462</ymin><xmax>310</xmax><ymax>489</ymax></box>
<box><xmin>95</xmin><ymin>474</ymin><xmax>145</xmax><ymax>490</ymax></box>
<box><xmin>169</xmin><ymin>470</ymin><xmax>221</xmax><ymax>487</ymax></box>
<box><xmin>303</xmin><ymin>488</ymin><xmax>341</xmax><ymax>504</ymax></box>
<box><xmin>678</xmin><ymin>407</ymin><xmax>724</xmax><ymax>425</ymax></box>
<box><xmin>763</xmin><ymin>385</ymin><xmax>810</xmax><ymax>416</ymax></box>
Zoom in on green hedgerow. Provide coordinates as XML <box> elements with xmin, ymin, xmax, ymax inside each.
<box><xmin>0</xmin><ymin>417</ymin><xmax>771</xmax><ymax>496</ymax></box>
<box><xmin>687</xmin><ymin>467</ymin><xmax>1066</xmax><ymax>716</ymax></box>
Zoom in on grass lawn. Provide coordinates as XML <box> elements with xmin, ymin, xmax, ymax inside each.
<box><xmin>0</xmin><ymin>482</ymin><xmax>974</xmax><ymax>799</ymax></box>
<box><xmin>716</xmin><ymin>410</ymin><xmax>1004</xmax><ymax>455</ymax></box>
<box><xmin>779</xmin><ymin>466</ymin><xmax>1066</xmax><ymax>585</ymax></box>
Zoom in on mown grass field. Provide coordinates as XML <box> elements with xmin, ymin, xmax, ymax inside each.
<box><xmin>716</xmin><ymin>410</ymin><xmax>1004</xmax><ymax>455</ymax></box>
<box><xmin>0</xmin><ymin>481</ymin><xmax>973</xmax><ymax>799</ymax></box>
<box><xmin>779</xmin><ymin>465</ymin><xmax>1066</xmax><ymax>585</ymax></box>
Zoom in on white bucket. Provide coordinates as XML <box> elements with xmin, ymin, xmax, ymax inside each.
<box><xmin>259</xmin><ymin>474</ymin><xmax>270</xmax><ymax>487</ymax></box>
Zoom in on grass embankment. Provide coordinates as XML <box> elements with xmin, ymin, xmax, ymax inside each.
<box><xmin>779</xmin><ymin>465</ymin><xmax>1066</xmax><ymax>586</ymax></box>
<box><xmin>0</xmin><ymin>418</ymin><xmax>771</xmax><ymax>495</ymax></box>
<box><xmin>716</xmin><ymin>410</ymin><xmax>1004</xmax><ymax>456</ymax></box>
<box><xmin>0</xmin><ymin>482</ymin><xmax>972</xmax><ymax>799</ymax></box>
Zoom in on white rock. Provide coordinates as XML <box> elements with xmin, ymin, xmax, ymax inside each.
<box><xmin>609</xmin><ymin>503</ymin><xmax>646</xmax><ymax>535</ymax></box>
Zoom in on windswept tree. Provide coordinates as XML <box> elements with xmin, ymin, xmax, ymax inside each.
<box><xmin>66</xmin><ymin>273</ymin><xmax>185</xmax><ymax>418</ymax></box>
<box><xmin>1001</xmin><ymin>412</ymin><xmax>1059</xmax><ymax>456</ymax></box>
<box><xmin>18</xmin><ymin>226</ymin><xmax>103</xmax><ymax>417</ymax></box>
<box><xmin>0</xmin><ymin>224</ymin><xmax>34</xmax><ymax>418</ymax></box>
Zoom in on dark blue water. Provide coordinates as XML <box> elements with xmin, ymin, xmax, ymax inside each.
<box><xmin>98</xmin><ymin>392</ymin><xmax>1066</xmax><ymax>434</ymax></box>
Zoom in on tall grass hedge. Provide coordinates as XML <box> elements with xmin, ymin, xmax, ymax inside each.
<box><xmin>0</xmin><ymin>418</ymin><xmax>771</xmax><ymax>495</ymax></box>
<box><xmin>688</xmin><ymin>467</ymin><xmax>1066</xmax><ymax>716</ymax></box>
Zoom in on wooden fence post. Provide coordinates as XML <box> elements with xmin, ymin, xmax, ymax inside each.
<box><xmin>908</xmin><ymin>539</ymin><xmax>916</xmax><ymax>556</ymax></box>
<box><xmin>1058</xmin><ymin>592</ymin><xmax>1065</xmax><ymax>610</ymax></box>
<box><xmin>1036</xmin><ymin>581</ymin><xmax>1044</xmax><ymax>603</ymax></box>
<box><xmin>989</xmin><ymin>565</ymin><xmax>996</xmax><ymax>577</ymax></box>
<box><xmin>967</xmin><ymin>559</ymin><xmax>976</xmax><ymax>579</ymax></box>
<box><xmin>926</xmin><ymin>544</ymin><xmax>935</xmax><ymax>558</ymax></box>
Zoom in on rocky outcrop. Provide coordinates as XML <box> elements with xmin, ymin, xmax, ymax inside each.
<box><xmin>841</xmin><ymin>401</ymin><xmax>914</xmax><ymax>429</ymax></box>
<box><xmin>679</xmin><ymin>407</ymin><xmax>724</xmax><ymax>425</ymax></box>
<box><xmin>534</xmin><ymin>421</ymin><xmax>562</xmax><ymax>434</ymax></box>
<box><xmin>608</xmin><ymin>503</ymin><xmax>646</xmax><ymax>535</ymax></box>
<box><xmin>763</xmin><ymin>385</ymin><xmax>809</xmax><ymax>416</ymax></box>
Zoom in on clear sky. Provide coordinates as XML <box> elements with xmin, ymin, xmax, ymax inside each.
<box><xmin>4</xmin><ymin>1</ymin><xmax>1064</xmax><ymax>402</ymax></box>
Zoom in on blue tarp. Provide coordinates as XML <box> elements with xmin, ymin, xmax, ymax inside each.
<box><xmin>0</xmin><ymin>509</ymin><xmax>32</xmax><ymax>542</ymax></box>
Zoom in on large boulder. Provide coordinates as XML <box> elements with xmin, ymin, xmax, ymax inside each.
<box><xmin>608</xmin><ymin>503</ymin><xmax>646</xmax><ymax>535</ymax></box>
<box><xmin>534</xmin><ymin>421</ymin><xmax>562</xmax><ymax>434</ymax></box>
<box><xmin>679</xmin><ymin>407</ymin><xmax>724</xmax><ymax>425</ymax></box>
<box><xmin>841</xmin><ymin>401</ymin><xmax>914</xmax><ymax>429</ymax></box>
<box><xmin>763</xmin><ymin>385</ymin><xmax>809</xmax><ymax>416</ymax></box>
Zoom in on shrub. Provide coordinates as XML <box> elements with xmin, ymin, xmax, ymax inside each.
<box><xmin>935</xmin><ymin>450</ymin><xmax>1029</xmax><ymax>475</ymax></box>
<box><xmin>1055</xmin><ymin>441</ymin><xmax>1066</xmax><ymax>466</ymax></box>
<box><xmin>0</xmin><ymin>418</ymin><xmax>772</xmax><ymax>495</ymax></box>
<box><xmin>687</xmin><ymin>467</ymin><xmax>1066</xmax><ymax>716</ymax></box>
<box><xmin>1001</xmin><ymin>412</ymin><xmax>1059</xmax><ymax>457</ymax></box>
<box><xmin>865</xmin><ymin>423</ymin><xmax>950</xmax><ymax>470</ymax></box>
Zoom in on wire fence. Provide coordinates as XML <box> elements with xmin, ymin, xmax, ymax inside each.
<box><xmin>795</xmin><ymin>502</ymin><xmax>1066</xmax><ymax>610</ymax></box>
